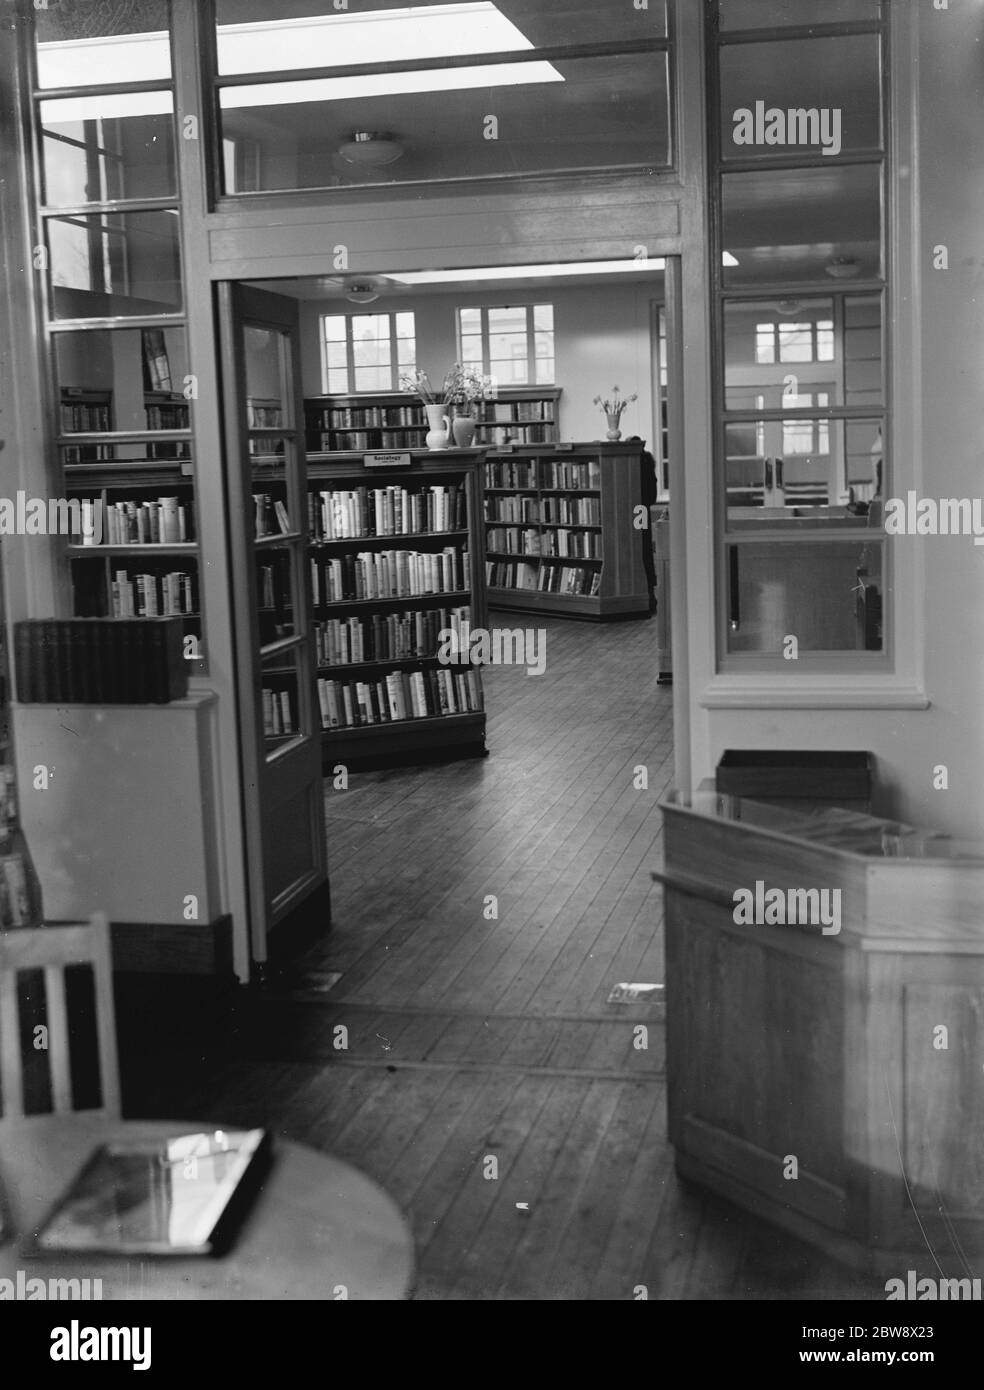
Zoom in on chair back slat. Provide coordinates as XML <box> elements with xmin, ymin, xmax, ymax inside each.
<box><xmin>0</xmin><ymin>968</ymin><xmax>23</xmax><ymax>1117</ymax></box>
<box><xmin>0</xmin><ymin>914</ymin><xmax>119</xmax><ymax>1120</ymax></box>
<box><xmin>43</xmin><ymin>964</ymin><xmax>73</xmax><ymax>1113</ymax></box>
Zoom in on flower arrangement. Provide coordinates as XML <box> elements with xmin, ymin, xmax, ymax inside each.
<box><xmin>400</xmin><ymin>364</ymin><xmax>497</xmax><ymax>409</ymax></box>
<box><xmin>593</xmin><ymin>386</ymin><xmax>638</xmax><ymax>424</ymax></box>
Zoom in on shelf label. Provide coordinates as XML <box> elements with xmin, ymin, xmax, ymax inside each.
<box><xmin>364</xmin><ymin>451</ymin><xmax>412</xmax><ymax>469</ymax></box>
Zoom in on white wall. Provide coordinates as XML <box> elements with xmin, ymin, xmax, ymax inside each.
<box><xmin>695</xmin><ymin>5</ymin><xmax>984</xmax><ymax>839</ymax></box>
<box><xmin>297</xmin><ymin>279</ymin><xmax>659</xmax><ymax>447</ymax></box>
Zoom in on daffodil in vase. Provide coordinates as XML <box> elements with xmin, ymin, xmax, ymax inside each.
<box><xmin>593</xmin><ymin>386</ymin><xmax>638</xmax><ymax>442</ymax></box>
<box><xmin>444</xmin><ymin>364</ymin><xmax>497</xmax><ymax>447</ymax></box>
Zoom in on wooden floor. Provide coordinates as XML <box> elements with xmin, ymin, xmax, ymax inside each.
<box><xmin>124</xmin><ymin>612</ymin><xmax>875</xmax><ymax>1300</ymax></box>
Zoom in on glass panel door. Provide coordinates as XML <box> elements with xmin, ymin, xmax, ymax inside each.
<box><xmin>220</xmin><ymin>284</ymin><xmax>327</xmax><ymax>964</ymax></box>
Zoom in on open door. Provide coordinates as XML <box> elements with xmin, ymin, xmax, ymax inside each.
<box><xmin>219</xmin><ymin>282</ymin><xmax>328</xmax><ymax>974</ymax></box>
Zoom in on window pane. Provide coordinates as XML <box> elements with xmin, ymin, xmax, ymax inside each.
<box><xmin>353</xmin><ymin>366</ymin><xmax>392</xmax><ymax>392</ymax></box>
<box><xmin>55</xmin><ymin>326</ymin><xmax>190</xmax><ymax>457</ymax></box>
<box><xmin>534</xmin><ymin>332</ymin><xmax>553</xmax><ymax>358</ymax></box>
<box><xmin>47</xmin><ymin>211</ymin><xmax>182</xmax><ymax>318</ymax></box>
<box><xmin>535</xmin><ymin>357</ymin><xmax>555</xmax><ymax>385</ymax></box>
<box><xmin>215</xmin><ymin>0</ymin><xmax>666</xmax><ymax>74</ymax></box>
<box><xmin>843</xmin><ymin>296</ymin><xmax>883</xmax><ymax>408</ymax></box>
<box><xmin>218</xmin><ymin>52</ymin><xmax>669</xmax><ymax>192</ymax></box>
<box><xmin>488</xmin><ymin>307</ymin><xmax>528</xmax><ymax>334</ymax></box>
<box><xmin>719</xmin><ymin>0</ymin><xmax>880</xmax><ymax>29</ymax></box>
<box><xmin>724</xmin><ymin>416</ymin><xmax>884</xmax><ymax>521</ymax></box>
<box><xmin>395</xmin><ymin>312</ymin><xmax>415</xmax><ymax>340</ymax></box>
<box><xmin>326</xmin><ymin>365</ymin><xmax>348</xmax><ymax>394</ymax></box>
<box><xmin>35</xmin><ymin>1</ymin><xmax>173</xmax><ymax>88</ymax></box>
<box><xmin>533</xmin><ymin>304</ymin><xmax>553</xmax><ymax>329</ymax></box>
<box><xmin>351</xmin><ymin>314</ymin><xmax>387</xmax><ymax>342</ymax></box>
<box><xmin>726</xmin><ymin>541</ymin><xmax>883</xmax><ymax>653</ymax></box>
<box><xmin>722</xmin><ymin>164</ymin><xmax>882</xmax><ymax>287</ymax></box>
<box><xmin>40</xmin><ymin>100</ymin><xmax>176</xmax><ymax>206</ymax></box>
<box><xmin>324</xmin><ymin>341</ymin><xmax>347</xmax><ymax>370</ymax></box>
<box><xmin>352</xmin><ymin>337</ymin><xmax>390</xmax><ymax>369</ymax></box>
<box><xmin>490</xmin><ymin>357</ymin><xmax>529</xmax><ymax>385</ymax></box>
<box><xmin>721</xmin><ymin>35</ymin><xmax>882</xmax><ymax>159</ymax></box>
<box><xmin>322</xmin><ymin>315</ymin><xmax>347</xmax><ymax>342</ymax></box>
<box><xmin>725</xmin><ymin>298</ymin><xmax>836</xmax><ymax>407</ymax></box>
<box><xmin>458</xmin><ymin>308</ymin><xmax>481</xmax><ymax>334</ymax></box>
<box><xmin>461</xmin><ymin>337</ymin><xmax>483</xmax><ymax>365</ymax></box>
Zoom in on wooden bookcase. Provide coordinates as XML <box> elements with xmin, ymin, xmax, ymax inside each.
<box><xmin>302</xmin><ymin>449</ymin><xmax>489</xmax><ymax>769</ymax></box>
<box><xmin>305</xmin><ymin>387</ymin><xmax>560</xmax><ymax>455</ymax></box>
<box><xmin>484</xmin><ymin>442</ymin><xmax>651</xmax><ymax>619</ymax></box>
<box><xmin>60</xmin><ymin>381</ymin><xmax>203</xmax><ymax>667</ymax></box>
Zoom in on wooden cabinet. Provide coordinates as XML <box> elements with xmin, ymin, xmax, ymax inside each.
<box><xmin>659</xmin><ymin>786</ymin><xmax>984</xmax><ymax>1272</ymax></box>
<box><xmin>484</xmin><ymin>442</ymin><xmax>651</xmax><ymax>619</ymax></box>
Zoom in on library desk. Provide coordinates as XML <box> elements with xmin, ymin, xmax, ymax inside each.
<box><xmin>658</xmin><ymin>785</ymin><xmax>984</xmax><ymax>1274</ymax></box>
<box><xmin>0</xmin><ymin>1116</ymin><xmax>415</xmax><ymax>1299</ymax></box>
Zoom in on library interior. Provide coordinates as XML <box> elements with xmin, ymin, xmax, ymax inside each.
<box><xmin>1</xmin><ymin>0</ymin><xmax>983</xmax><ymax>1302</ymax></box>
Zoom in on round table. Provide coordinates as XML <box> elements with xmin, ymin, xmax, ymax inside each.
<box><xmin>0</xmin><ymin>1116</ymin><xmax>415</xmax><ymax>1300</ymax></box>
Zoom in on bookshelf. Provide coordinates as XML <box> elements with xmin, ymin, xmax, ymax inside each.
<box><xmin>484</xmin><ymin>442</ymin><xmax>651</xmax><ymax>619</ymax></box>
<box><xmin>304</xmin><ymin>387</ymin><xmax>560</xmax><ymax>455</ymax></box>
<box><xmin>0</xmin><ymin>551</ymin><xmax>44</xmax><ymax>929</ymax></box>
<box><xmin>301</xmin><ymin>449</ymin><xmax>489</xmax><ymax>769</ymax></box>
<box><xmin>59</xmin><ymin>372</ymin><xmax>202</xmax><ymax>665</ymax></box>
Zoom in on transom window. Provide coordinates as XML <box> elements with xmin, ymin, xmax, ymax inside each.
<box><xmin>321</xmin><ymin>312</ymin><xmax>416</xmax><ymax>394</ymax></box>
<box><xmin>755</xmin><ymin>320</ymin><xmax>835</xmax><ymax>365</ymax></box>
<box><xmin>456</xmin><ymin>304</ymin><xmax>554</xmax><ymax>386</ymax></box>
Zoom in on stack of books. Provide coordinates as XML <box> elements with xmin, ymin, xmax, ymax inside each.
<box><xmin>14</xmin><ymin>618</ymin><xmax>188</xmax><ymax>704</ymax></box>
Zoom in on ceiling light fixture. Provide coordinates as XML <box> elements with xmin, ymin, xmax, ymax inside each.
<box><xmin>345</xmin><ymin>282</ymin><xmax>381</xmax><ymax>304</ymax></box>
<box><xmin>825</xmin><ymin>257</ymin><xmax>862</xmax><ymax>279</ymax></box>
<box><xmin>338</xmin><ymin>131</ymin><xmax>405</xmax><ymax>167</ymax></box>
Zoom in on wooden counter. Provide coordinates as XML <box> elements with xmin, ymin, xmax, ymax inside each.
<box><xmin>658</xmin><ymin>786</ymin><xmax>984</xmax><ymax>1273</ymax></box>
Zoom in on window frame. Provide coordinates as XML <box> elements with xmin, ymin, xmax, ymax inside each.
<box><xmin>319</xmin><ymin>309</ymin><xmax>417</xmax><ymax>395</ymax></box>
<box><xmin>455</xmin><ymin>302</ymin><xmax>555</xmax><ymax>387</ymax></box>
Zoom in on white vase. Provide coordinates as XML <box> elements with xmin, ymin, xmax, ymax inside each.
<box><xmin>425</xmin><ymin>403</ymin><xmax>450</xmax><ymax>450</ymax></box>
<box><xmin>451</xmin><ymin>411</ymin><xmax>477</xmax><ymax>447</ymax></box>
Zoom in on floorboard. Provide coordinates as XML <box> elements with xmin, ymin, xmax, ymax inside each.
<box><xmin>123</xmin><ymin>612</ymin><xmax>877</xmax><ymax>1300</ymax></box>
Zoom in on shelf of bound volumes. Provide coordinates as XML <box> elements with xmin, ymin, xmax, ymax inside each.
<box><xmin>304</xmin><ymin>387</ymin><xmax>560</xmax><ymax>455</ymax></box>
<box><xmin>303</xmin><ymin>450</ymin><xmax>489</xmax><ymax>769</ymax></box>
<box><xmin>484</xmin><ymin>442</ymin><xmax>651</xmax><ymax>619</ymax></box>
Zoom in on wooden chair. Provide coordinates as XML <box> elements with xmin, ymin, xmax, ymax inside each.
<box><xmin>0</xmin><ymin>913</ymin><xmax>120</xmax><ymax>1120</ymax></box>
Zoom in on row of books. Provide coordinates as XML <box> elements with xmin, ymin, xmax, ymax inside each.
<box><xmin>314</xmin><ymin>405</ymin><xmax>425</xmax><ymax>429</ymax></box>
<box><xmin>0</xmin><ymin>765</ymin><xmax>16</xmax><ymax>831</ymax></box>
<box><xmin>262</xmin><ymin>686</ymin><xmax>295</xmax><ymax>738</ymax></box>
<box><xmin>542</xmin><ymin>460</ymin><xmax>602</xmax><ymax>490</ymax></box>
<box><xmin>61</xmin><ymin>401</ymin><xmax>111</xmax><ymax>433</ymax></box>
<box><xmin>485</xmin><ymin>559</ymin><xmax>601</xmax><ymax>597</ymax></box>
<box><xmin>310</xmin><ymin>547</ymin><xmax>467</xmax><ymax>604</ymax></box>
<box><xmin>542</xmin><ymin>496</ymin><xmax>602</xmax><ymax>525</ymax></box>
<box><xmin>99</xmin><ymin>497</ymin><xmax>192</xmax><ymax>546</ymax></box>
<box><xmin>537</xmin><ymin>564</ymin><xmax>600</xmax><ymax>596</ymax></box>
<box><xmin>257</xmin><ymin>559</ymin><xmax>291</xmax><ymax>615</ymax></box>
<box><xmin>317</xmin><ymin>666</ymin><xmax>484</xmax><ymax>729</ymax></box>
<box><xmin>485</xmin><ymin>461</ymin><xmax>538</xmax><ymax>489</ymax></box>
<box><xmin>308</xmin><ymin>485</ymin><xmax>466</xmax><ymax>540</ymax></box>
<box><xmin>254</xmin><ymin>493</ymin><xmax>292</xmax><ymax>538</ymax></box>
<box><xmin>478</xmin><ymin>400</ymin><xmax>552</xmax><ymax>423</ymax></box>
<box><xmin>111</xmin><ymin>570</ymin><xmax>196</xmax><ymax>618</ymax></box>
<box><xmin>13</xmin><ymin>618</ymin><xmax>188</xmax><ymax>704</ymax></box>
<box><xmin>478</xmin><ymin>424</ymin><xmax>556</xmax><ymax>445</ymax></box>
<box><xmin>145</xmin><ymin>403</ymin><xmax>189</xmax><ymax>430</ymax></box>
<box><xmin>248</xmin><ymin>403</ymin><xmax>284</xmax><ymax>429</ymax></box>
<box><xmin>249</xmin><ymin>437</ymin><xmax>285</xmax><ymax>457</ymax></box>
<box><xmin>0</xmin><ymin>849</ymin><xmax>32</xmax><ymax>929</ymax></box>
<box><xmin>318</xmin><ymin>430</ymin><xmax>428</xmax><ymax>452</ymax></box>
<box><xmin>486</xmin><ymin>495</ymin><xmax>541</xmax><ymax>524</ymax></box>
<box><xmin>486</xmin><ymin>527</ymin><xmax>601</xmax><ymax>559</ymax></box>
<box><xmin>314</xmin><ymin>606</ymin><xmax>471</xmax><ymax>667</ymax></box>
